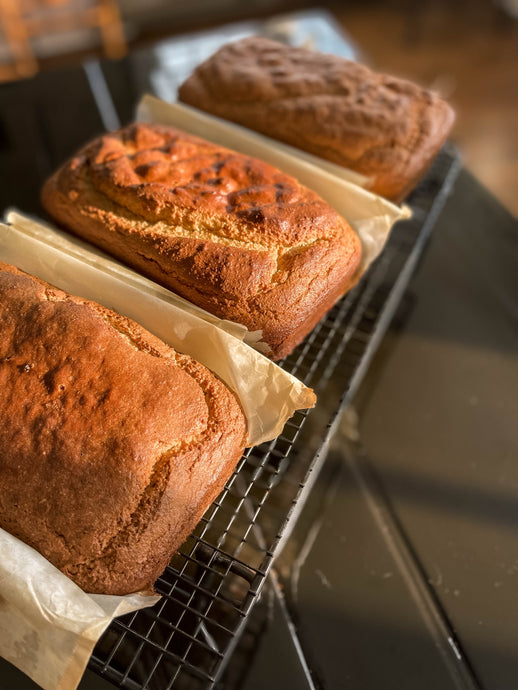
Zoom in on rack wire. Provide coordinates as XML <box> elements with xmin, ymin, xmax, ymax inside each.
<box><xmin>89</xmin><ymin>144</ymin><xmax>461</xmax><ymax>689</ymax></box>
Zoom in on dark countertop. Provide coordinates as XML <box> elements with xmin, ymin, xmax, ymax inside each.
<box><xmin>233</xmin><ymin>168</ymin><xmax>518</xmax><ymax>690</ymax></box>
<box><xmin>353</xmin><ymin>169</ymin><xmax>518</xmax><ymax>690</ymax></box>
<box><xmin>0</xmin><ymin>12</ymin><xmax>517</xmax><ymax>690</ymax></box>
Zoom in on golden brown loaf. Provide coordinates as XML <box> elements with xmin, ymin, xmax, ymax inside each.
<box><xmin>0</xmin><ymin>262</ymin><xmax>246</xmax><ymax>595</ymax></box>
<box><xmin>41</xmin><ymin>122</ymin><xmax>362</xmax><ymax>360</ymax></box>
<box><xmin>178</xmin><ymin>37</ymin><xmax>455</xmax><ymax>202</ymax></box>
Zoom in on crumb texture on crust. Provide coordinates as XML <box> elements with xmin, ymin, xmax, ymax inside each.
<box><xmin>178</xmin><ymin>37</ymin><xmax>455</xmax><ymax>202</ymax></box>
<box><xmin>41</xmin><ymin>121</ymin><xmax>362</xmax><ymax>360</ymax></box>
<box><xmin>0</xmin><ymin>262</ymin><xmax>246</xmax><ymax>594</ymax></box>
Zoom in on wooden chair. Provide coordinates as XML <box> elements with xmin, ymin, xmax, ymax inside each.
<box><xmin>0</xmin><ymin>0</ymin><xmax>126</xmax><ymax>82</ymax></box>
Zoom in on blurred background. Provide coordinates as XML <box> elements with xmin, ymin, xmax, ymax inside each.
<box><xmin>0</xmin><ymin>0</ymin><xmax>516</xmax><ymax>213</ymax></box>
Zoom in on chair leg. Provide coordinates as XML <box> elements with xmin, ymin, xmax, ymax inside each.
<box><xmin>97</xmin><ymin>0</ymin><xmax>127</xmax><ymax>59</ymax></box>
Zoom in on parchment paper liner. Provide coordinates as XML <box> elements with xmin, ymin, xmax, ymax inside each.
<box><xmin>0</xmin><ymin>531</ymin><xmax>158</xmax><ymax>690</ymax></box>
<box><xmin>0</xmin><ymin>98</ymin><xmax>410</xmax><ymax>690</ymax></box>
<box><xmin>2</xmin><ymin>211</ymin><xmax>316</xmax><ymax>447</ymax></box>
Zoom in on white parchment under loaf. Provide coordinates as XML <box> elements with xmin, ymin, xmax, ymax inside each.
<box><xmin>3</xmin><ymin>211</ymin><xmax>316</xmax><ymax>447</ymax></box>
<box><xmin>0</xmin><ymin>210</ymin><xmax>317</xmax><ymax>690</ymax></box>
<box><xmin>0</xmin><ymin>530</ymin><xmax>159</xmax><ymax>690</ymax></box>
<box><xmin>136</xmin><ymin>96</ymin><xmax>411</xmax><ymax>271</ymax></box>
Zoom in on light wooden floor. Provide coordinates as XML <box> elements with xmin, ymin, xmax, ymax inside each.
<box><xmin>327</xmin><ymin>0</ymin><xmax>518</xmax><ymax>216</ymax></box>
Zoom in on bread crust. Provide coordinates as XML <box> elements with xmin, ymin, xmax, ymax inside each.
<box><xmin>178</xmin><ymin>37</ymin><xmax>455</xmax><ymax>203</ymax></box>
<box><xmin>41</xmin><ymin>122</ymin><xmax>362</xmax><ymax>360</ymax></box>
<box><xmin>0</xmin><ymin>262</ymin><xmax>246</xmax><ymax>594</ymax></box>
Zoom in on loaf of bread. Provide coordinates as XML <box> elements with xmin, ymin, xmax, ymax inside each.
<box><xmin>41</xmin><ymin>122</ymin><xmax>362</xmax><ymax>360</ymax></box>
<box><xmin>178</xmin><ymin>37</ymin><xmax>455</xmax><ymax>203</ymax></box>
<box><xmin>0</xmin><ymin>262</ymin><xmax>246</xmax><ymax>595</ymax></box>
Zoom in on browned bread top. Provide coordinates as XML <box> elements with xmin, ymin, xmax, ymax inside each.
<box><xmin>42</xmin><ymin>122</ymin><xmax>362</xmax><ymax>360</ymax></box>
<box><xmin>82</xmin><ymin>121</ymin><xmax>340</xmax><ymax>247</ymax></box>
<box><xmin>178</xmin><ymin>37</ymin><xmax>455</xmax><ymax>202</ymax></box>
<box><xmin>0</xmin><ymin>262</ymin><xmax>246</xmax><ymax>594</ymax></box>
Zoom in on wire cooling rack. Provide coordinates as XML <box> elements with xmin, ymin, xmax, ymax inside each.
<box><xmin>88</xmin><ymin>141</ymin><xmax>461</xmax><ymax>689</ymax></box>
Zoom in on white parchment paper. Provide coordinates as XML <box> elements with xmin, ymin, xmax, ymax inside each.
<box><xmin>0</xmin><ymin>531</ymin><xmax>159</xmax><ymax>690</ymax></box>
<box><xmin>2</xmin><ymin>211</ymin><xmax>316</xmax><ymax>447</ymax></box>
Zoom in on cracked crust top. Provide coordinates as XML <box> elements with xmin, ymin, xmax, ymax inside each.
<box><xmin>41</xmin><ymin>122</ymin><xmax>362</xmax><ymax>360</ymax></box>
<box><xmin>0</xmin><ymin>262</ymin><xmax>246</xmax><ymax>594</ymax></box>
<box><xmin>178</xmin><ymin>37</ymin><xmax>455</xmax><ymax>202</ymax></box>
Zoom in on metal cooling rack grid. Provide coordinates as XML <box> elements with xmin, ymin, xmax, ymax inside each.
<box><xmin>89</xmin><ymin>145</ymin><xmax>461</xmax><ymax>689</ymax></box>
